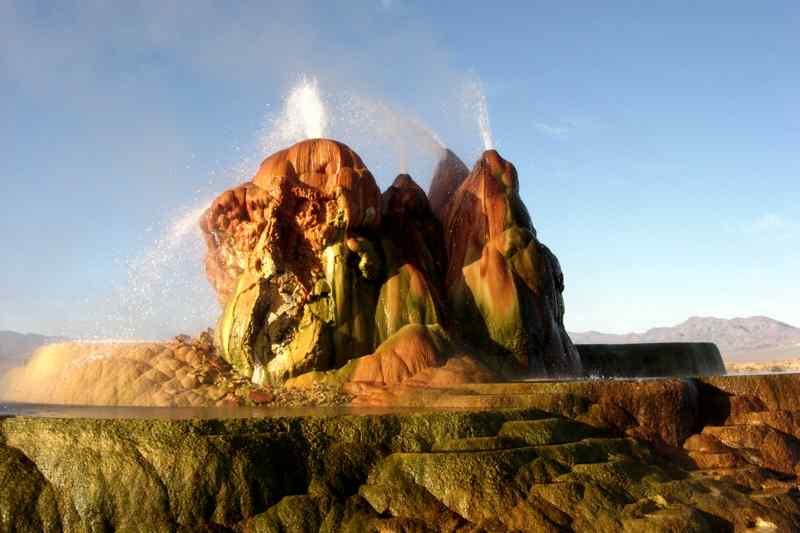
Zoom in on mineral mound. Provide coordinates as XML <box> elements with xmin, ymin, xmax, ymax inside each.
<box><xmin>442</xmin><ymin>149</ymin><xmax>581</xmax><ymax>376</ymax></box>
<box><xmin>201</xmin><ymin>139</ymin><xmax>581</xmax><ymax>387</ymax></box>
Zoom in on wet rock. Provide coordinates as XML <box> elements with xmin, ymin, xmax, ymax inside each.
<box><xmin>701</xmin><ymin>374</ymin><xmax>800</xmax><ymax>411</ymax></box>
<box><xmin>498</xmin><ymin>417</ymin><xmax>599</xmax><ymax>446</ymax></box>
<box><xmin>621</xmin><ymin>503</ymin><xmax>715</xmax><ymax>533</ymax></box>
<box><xmin>363</xmin><ymin>446</ymin><xmax>539</xmax><ymax>526</ymax></box>
<box><xmin>732</xmin><ymin>410</ymin><xmax>800</xmax><ymax>440</ymax></box>
<box><xmin>285</xmin><ymin>324</ymin><xmax>496</xmax><ymax>391</ymax></box>
<box><xmin>683</xmin><ymin>433</ymin><xmax>733</xmax><ymax>454</ymax></box>
<box><xmin>702</xmin><ymin>425</ymin><xmax>800</xmax><ymax>475</ymax></box>
<box><xmin>345</xmin><ymin>377</ymin><xmax>698</xmax><ymax>447</ymax></box>
<box><xmin>687</xmin><ymin>450</ymin><xmax>742</xmax><ymax>470</ymax></box>
<box><xmin>441</xmin><ymin>149</ymin><xmax>581</xmax><ymax>377</ymax></box>
<box><xmin>374</xmin><ymin>174</ymin><xmax>446</xmax><ymax>344</ymax></box>
<box><xmin>239</xmin><ymin>495</ymin><xmax>323</xmax><ymax>533</ymax></box>
<box><xmin>248</xmin><ymin>390</ymin><xmax>275</xmax><ymax>404</ymax></box>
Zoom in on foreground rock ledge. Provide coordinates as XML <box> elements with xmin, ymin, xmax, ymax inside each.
<box><xmin>3</xmin><ymin>373</ymin><xmax>800</xmax><ymax>532</ymax></box>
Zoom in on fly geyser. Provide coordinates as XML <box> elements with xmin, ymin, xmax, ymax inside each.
<box><xmin>201</xmin><ymin>138</ymin><xmax>581</xmax><ymax>388</ymax></box>
<box><xmin>0</xmin><ymin>135</ymin><xmax>724</xmax><ymax>408</ymax></box>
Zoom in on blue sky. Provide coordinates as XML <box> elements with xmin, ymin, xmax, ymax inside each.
<box><xmin>1</xmin><ymin>1</ymin><xmax>798</xmax><ymax>338</ymax></box>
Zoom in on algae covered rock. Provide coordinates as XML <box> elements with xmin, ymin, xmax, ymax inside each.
<box><xmin>285</xmin><ymin>323</ymin><xmax>496</xmax><ymax>390</ymax></box>
<box><xmin>4</xmin><ymin>375</ymin><xmax>800</xmax><ymax>530</ymax></box>
<box><xmin>374</xmin><ymin>174</ymin><xmax>446</xmax><ymax>344</ymax></box>
<box><xmin>0</xmin><ymin>446</ymin><xmax>60</xmax><ymax>532</ymax></box>
<box><xmin>442</xmin><ymin>149</ymin><xmax>581</xmax><ymax>377</ymax></box>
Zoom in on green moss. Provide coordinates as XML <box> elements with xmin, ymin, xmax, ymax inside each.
<box><xmin>533</xmin><ymin>438</ymin><xmax>654</xmax><ymax>466</ymax></box>
<box><xmin>324</xmin><ymin>242</ymin><xmax>379</xmax><ymax>368</ymax></box>
<box><xmin>239</xmin><ymin>495</ymin><xmax>322</xmax><ymax>533</ymax></box>
<box><xmin>374</xmin><ymin>265</ymin><xmax>441</xmax><ymax>345</ymax></box>
<box><xmin>498</xmin><ymin>417</ymin><xmax>598</xmax><ymax>446</ymax></box>
<box><xmin>0</xmin><ymin>446</ymin><xmax>61</xmax><ymax>533</ymax></box>
<box><xmin>431</xmin><ymin>436</ymin><xmax>515</xmax><ymax>452</ymax></box>
<box><xmin>568</xmin><ymin>461</ymin><xmax>671</xmax><ymax>499</ymax></box>
<box><xmin>0</xmin><ymin>408</ymin><xmax>552</xmax><ymax>529</ymax></box>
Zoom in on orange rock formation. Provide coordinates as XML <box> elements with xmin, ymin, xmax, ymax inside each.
<box><xmin>200</xmin><ymin>140</ymin><xmax>580</xmax><ymax>387</ymax></box>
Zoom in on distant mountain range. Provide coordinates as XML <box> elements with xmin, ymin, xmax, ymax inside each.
<box><xmin>2</xmin><ymin>317</ymin><xmax>799</xmax><ymax>367</ymax></box>
<box><xmin>570</xmin><ymin>316</ymin><xmax>800</xmax><ymax>361</ymax></box>
<box><xmin>0</xmin><ymin>330</ymin><xmax>69</xmax><ymax>375</ymax></box>
<box><xmin>0</xmin><ymin>330</ymin><xmax>65</xmax><ymax>360</ymax></box>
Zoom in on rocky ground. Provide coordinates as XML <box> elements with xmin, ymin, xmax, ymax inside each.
<box><xmin>4</xmin><ymin>373</ymin><xmax>800</xmax><ymax>532</ymax></box>
<box><xmin>726</xmin><ymin>359</ymin><xmax>800</xmax><ymax>374</ymax></box>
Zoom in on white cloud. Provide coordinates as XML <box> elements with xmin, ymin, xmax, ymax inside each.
<box><xmin>751</xmin><ymin>213</ymin><xmax>793</xmax><ymax>233</ymax></box>
<box><xmin>533</xmin><ymin>121</ymin><xmax>569</xmax><ymax>140</ymax></box>
<box><xmin>749</xmin><ymin>212</ymin><xmax>798</xmax><ymax>240</ymax></box>
<box><xmin>752</xmin><ymin>213</ymin><xmax>786</xmax><ymax>232</ymax></box>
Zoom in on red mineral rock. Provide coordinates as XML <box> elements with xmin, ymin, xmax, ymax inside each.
<box><xmin>441</xmin><ymin>149</ymin><xmax>581</xmax><ymax>377</ymax></box>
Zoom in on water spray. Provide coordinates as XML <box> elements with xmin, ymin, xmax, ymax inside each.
<box><xmin>463</xmin><ymin>77</ymin><xmax>495</xmax><ymax>151</ymax></box>
<box><xmin>261</xmin><ymin>76</ymin><xmax>329</xmax><ymax>154</ymax></box>
<box><xmin>337</xmin><ymin>94</ymin><xmax>445</xmax><ymax>183</ymax></box>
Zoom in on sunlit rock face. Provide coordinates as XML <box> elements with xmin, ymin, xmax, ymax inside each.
<box><xmin>201</xmin><ymin>138</ymin><xmax>382</xmax><ymax>304</ymax></box>
<box><xmin>442</xmin><ymin>149</ymin><xmax>582</xmax><ymax>377</ymax></box>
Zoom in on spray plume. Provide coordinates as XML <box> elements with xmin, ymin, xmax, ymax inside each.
<box><xmin>463</xmin><ymin>76</ymin><xmax>494</xmax><ymax>151</ymax></box>
<box><xmin>336</xmin><ymin>95</ymin><xmax>445</xmax><ymax>183</ymax></box>
<box><xmin>261</xmin><ymin>76</ymin><xmax>329</xmax><ymax>154</ymax></box>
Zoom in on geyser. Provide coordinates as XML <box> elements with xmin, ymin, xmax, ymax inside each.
<box><xmin>1</xmin><ymin>129</ymin><xmax>724</xmax><ymax>408</ymax></box>
<box><xmin>202</xmin><ymin>136</ymin><xmax>579</xmax><ymax>386</ymax></box>
<box><xmin>261</xmin><ymin>75</ymin><xmax>329</xmax><ymax>154</ymax></box>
